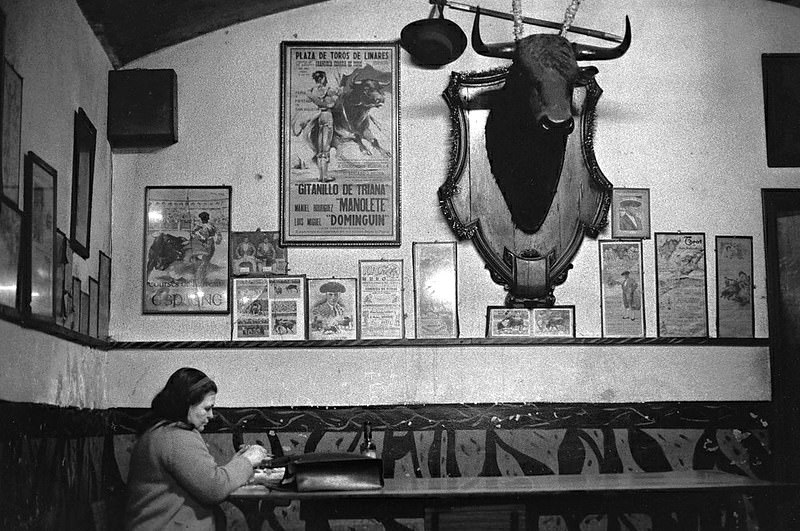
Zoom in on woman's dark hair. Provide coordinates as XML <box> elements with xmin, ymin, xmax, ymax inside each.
<box><xmin>143</xmin><ymin>367</ymin><xmax>217</xmax><ymax>431</ymax></box>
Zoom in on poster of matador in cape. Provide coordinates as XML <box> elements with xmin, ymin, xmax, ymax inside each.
<box><xmin>280</xmin><ymin>41</ymin><xmax>400</xmax><ymax>246</ymax></box>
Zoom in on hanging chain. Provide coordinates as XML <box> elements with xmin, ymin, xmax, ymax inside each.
<box><xmin>512</xmin><ymin>0</ymin><xmax>524</xmax><ymax>41</ymax></box>
<box><xmin>559</xmin><ymin>0</ymin><xmax>582</xmax><ymax>37</ymax></box>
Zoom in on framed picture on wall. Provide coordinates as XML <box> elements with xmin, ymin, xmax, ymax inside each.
<box><xmin>307</xmin><ymin>277</ymin><xmax>357</xmax><ymax>340</ymax></box>
<box><xmin>0</xmin><ymin>196</ymin><xmax>22</xmax><ymax>317</ymax></box>
<box><xmin>531</xmin><ymin>306</ymin><xmax>576</xmax><ymax>338</ymax></box>
<box><xmin>279</xmin><ymin>41</ymin><xmax>401</xmax><ymax>246</ymax></box>
<box><xmin>54</xmin><ymin>229</ymin><xmax>68</xmax><ymax>326</ymax></box>
<box><xmin>98</xmin><ymin>251</ymin><xmax>111</xmax><ymax>339</ymax></box>
<box><xmin>358</xmin><ymin>259</ymin><xmax>404</xmax><ymax>339</ymax></box>
<box><xmin>611</xmin><ymin>188</ymin><xmax>650</xmax><ymax>239</ymax></box>
<box><xmin>22</xmin><ymin>152</ymin><xmax>57</xmax><ymax>321</ymax></box>
<box><xmin>413</xmin><ymin>241</ymin><xmax>458</xmax><ymax>339</ymax></box>
<box><xmin>142</xmin><ymin>186</ymin><xmax>231</xmax><ymax>314</ymax></box>
<box><xmin>762</xmin><ymin>54</ymin><xmax>800</xmax><ymax>167</ymax></box>
<box><xmin>88</xmin><ymin>277</ymin><xmax>99</xmax><ymax>338</ymax></box>
<box><xmin>599</xmin><ymin>240</ymin><xmax>645</xmax><ymax>338</ymax></box>
<box><xmin>232</xmin><ymin>276</ymin><xmax>307</xmax><ymax>341</ymax></box>
<box><xmin>2</xmin><ymin>59</ymin><xmax>23</xmax><ymax>206</ymax></box>
<box><xmin>79</xmin><ymin>289</ymin><xmax>90</xmax><ymax>336</ymax></box>
<box><xmin>230</xmin><ymin>229</ymin><xmax>288</xmax><ymax>276</ymax></box>
<box><xmin>716</xmin><ymin>235</ymin><xmax>754</xmax><ymax>338</ymax></box>
<box><xmin>486</xmin><ymin>307</ymin><xmax>531</xmax><ymax>338</ymax></box>
<box><xmin>655</xmin><ymin>232</ymin><xmax>709</xmax><ymax>337</ymax></box>
<box><xmin>69</xmin><ymin>108</ymin><xmax>97</xmax><ymax>259</ymax></box>
<box><xmin>71</xmin><ymin>277</ymin><xmax>81</xmax><ymax>332</ymax></box>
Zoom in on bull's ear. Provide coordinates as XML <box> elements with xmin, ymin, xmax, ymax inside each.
<box><xmin>575</xmin><ymin>66</ymin><xmax>599</xmax><ymax>86</ymax></box>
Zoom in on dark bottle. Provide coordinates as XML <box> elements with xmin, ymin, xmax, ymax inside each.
<box><xmin>360</xmin><ymin>421</ymin><xmax>377</xmax><ymax>458</ymax></box>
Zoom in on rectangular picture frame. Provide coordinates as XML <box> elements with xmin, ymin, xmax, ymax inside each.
<box><xmin>486</xmin><ymin>307</ymin><xmax>531</xmax><ymax>338</ymax></box>
<box><xmin>762</xmin><ymin>54</ymin><xmax>800</xmax><ymax>167</ymax></box>
<box><xmin>599</xmin><ymin>240</ymin><xmax>645</xmax><ymax>338</ymax></box>
<box><xmin>230</xmin><ymin>230</ymin><xmax>288</xmax><ymax>276</ymax></box>
<box><xmin>71</xmin><ymin>277</ymin><xmax>81</xmax><ymax>332</ymax></box>
<box><xmin>22</xmin><ymin>152</ymin><xmax>57</xmax><ymax>321</ymax></box>
<box><xmin>54</xmin><ymin>229</ymin><xmax>67</xmax><ymax>326</ymax></box>
<box><xmin>715</xmin><ymin>235</ymin><xmax>754</xmax><ymax>338</ymax></box>
<box><xmin>0</xmin><ymin>196</ymin><xmax>22</xmax><ymax>317</ymax></box>
<box><xmin>2</xmin><ymin>59</ymin><xmax>22</xmax><ymax>207</ymax></box>
<box><xmin>655</xmin><ymin>232</ymin><xmax>709</xmax><ymax>337</ymax></box>
<box><xmin>69</xmin><ymin>108</ymin><xmax>97</xmax><ymax>259</ymax></box>
<box><xmin>531</xmin><ymin>306</ymin><xmax>576</xmax><ymax>338</ymax></box>
<box><xmin>98</xmin><ymin>250</ymin><xmax>111</xmax><ymax>339</ymax></box>
<box><xmin>88</xmin><ymin>276</ymin><xmax>99</xmax><ymax>338</ymax></box>
<box><xmin>413</xmin><ymin>241</ymin><xmax>458</xmax><ymax>339</ymax></box>
<box><xmin>232</xmin><ymin>276</ymin><xmax>307</xmax><ymax>341</ymax></box>
<box><xmin>79</xmin><ymin>289</ymin><xmax>90</xmax><ymax>336</ymax></box>
<box><xmin>279</xmin><ymin>41</ymin><xmax>401</xmax><ymax>246</ymax></box>
<box><xmin>611</xmin><ymin>188</ymin><xmax>650</xmax><ymax>239</ymax></box>
<box><xmin>143</xmin><ymin>186</ymin><xmax>231</xmax><ymax>314</ymax></box>
<box><xmin>308</xmin><ymin>277</ymin><xmax>357</xmax><ymax>340</ymax></box>
<box><xmin>358</xmin><ymin>259</ymin><xmax>404</xmax><ymax>339</ymax></box>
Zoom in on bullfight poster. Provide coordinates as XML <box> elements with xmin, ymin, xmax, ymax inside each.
<box><xmin>655</xmin><ymin>232</ymin><xmax>708</xmax><ymax>337</ymax></box>
<box><xmin>279</xmin><ymin>41</ymin><xmax>400</xmax><ymax>246</ymax></box>
<box><xmin>143</xmin><ymin>186</ymin><xmax>230</xmax><ymax>314</ymax></box>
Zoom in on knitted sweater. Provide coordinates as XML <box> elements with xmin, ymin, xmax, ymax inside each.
<box><xmin>124</xmin><ymin>422</ymin><xmax>253</xmax><ymax>530</ymax></box>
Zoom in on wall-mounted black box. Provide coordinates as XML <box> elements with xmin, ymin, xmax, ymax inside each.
<box><xmin>107</xmin><ymin>69</ymin><xmax>177</xmax><ymax>148</ymax></box>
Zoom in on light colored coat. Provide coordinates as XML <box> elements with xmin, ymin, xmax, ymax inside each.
<box><xmin>124</xmin><ymin>422</ymin><xmax>252</xmax><ymax>530</ymax></box>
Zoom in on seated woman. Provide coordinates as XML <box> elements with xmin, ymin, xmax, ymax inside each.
<box><xmin>124</xmin><ymin>367</ymin><xmax>270</xmax><ymax>530</ymax></box>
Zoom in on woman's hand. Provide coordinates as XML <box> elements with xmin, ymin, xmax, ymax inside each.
<box><xmin>240</xmin><ymin>444</ymin><xmax>272</xmax><ymax>467</ymax></box>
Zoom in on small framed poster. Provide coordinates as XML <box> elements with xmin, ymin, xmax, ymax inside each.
<box><xmin>79</xmin><ymin>289</ymin><xmax>90</xmax><ymax>336</ymax></box>
<box><xmin>655</xmin><ymin>232</ymin><xmax>708</xmax><ymax>337</ymax></box>
<box><xmin>88</xmin><ymin>277</ymin><xmax>99</xmax><ymax>338</ymax></box>
<box><xmin>611</xmin><ymin>188</ymin><xmax>650</xmax><ymax>239</ymax></box>
<box><xmin>358</xmin><ymin>259</ymin><xmax>404</xmax><ymax>339</ymax></box>
<box><xmin>2</xmin><ymin>59</ymin><xmax>23</xmax><ymax>206</ymax></box>
<box><xmin>98</xmin><ymin>251</ymin><xmax>111</xmax><ymax>339</ymax></box>
<box><xmin>69</xmin><ymin>108</ymin><xmax>97</xmax><ymax>259</ymax></box>
<box><xmin>232</xmin><ymin>276</ymin><xmax>307</xmax><ymax>341</ymax></box>
<box><xmin>599</xmin><ymin>240</ymin><xmax>645</xmax><ymax>338</ymax></box>
<box><xmin>531</xmin><ymin>306</ymin><xmax>575</xmax><ymax>338</ymax></box>
<box><xmin>54</xmin><ymin>230</ymin><xmax>68</xmax><ymax>326</ymax></box>
<box><xmin>486</xmin><ymin>307</ymin><xmax>531</xmax><ymax>338</ymax></box>
<box><xmin>230</xmin><ymin>229</ymin><xmax>288</xmax><ymax>276</ymax></box>
<box><xmin>143</xmin><ymin>186</ymin><xmax>231</xmax><ymax>314</ymax></box>
<box><xmin>413</xmin><ymin>241</ymin><xmax>458</xmax><ymax>339</ymax></box>
<box><xmin>308</xmin><ymin>277</ymin><xmax>357</xmax><ymax>340</ymax></box>
<box><xmin>0</xmin><ymin>196</ymin><xmax>22</xmax><ymax>317</ymax></box>
<box><xmin>715</xmin><ymin>236</ymin><xmax>754</xmax><ymax>338</ymax></box>
<box><xmin>22</xmin><ymin>152</ymin><xmax>57</xmax><ymax>321</ymax></box>
<box><xmin>71</xmin><ymin>277</ymin><xmax>81</xmax><ymax>332</ymax></box>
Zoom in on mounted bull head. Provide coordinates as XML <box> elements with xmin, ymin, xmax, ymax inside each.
<box><xmin>472</xmin><ymin>8</ymin><xmax>631</xmax><ymax>233</ymax></box>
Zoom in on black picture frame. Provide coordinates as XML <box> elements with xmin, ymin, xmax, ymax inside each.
<box><xmin>762</xmin><ymin>54</ymin><xmax>800</xmax><ymax>167</ymax></box>
<box><xmin>88</xmin><ymin>276</ymin><xmax>99</xmax><ymax>338</ymax></box>
<box><xmin>654</xmin><ymin>232</ymin><xmax>709</xmax><ymax>338</ymax></box>
<box><xmin>715</xmin><ymin>235</ymin><xmax>755</xmax><ymax>338</ymax></box>
<box><xmin>0</xmin><ymin>196</ymin><xmax>22</xmax><ymax>319</ymax></box>
<box><xmin>79</xmin><ymin>289</ymin><xmax>90</xmax><ymax>336</ymax></box>
<box><xmin>2</xmin><ymin>59</ymin><xmax>23</xmax><ymax>206</ymax></box>
<box><xmin>69</xmin><ymin>108</ymin><xmax>96</xmax><ymax>259</ymax></box>
<box><xmin>71</xmin><ymin>277</ymin><xmax>81</xmax><ymax>333</ymax></box>
<box><xmin>22</xmin><ymin>151</ymin><xmax>57</xmax><ymax>321</ymax></box>
<box><xmin>54</xmin><ymin>229</ymin><xmax>67</xmax><ymax>325</ymax></box>
<box><xmin>98</xmin><ymin>250</ymin><xmax>111</xmax><ymax>339</ymax></box>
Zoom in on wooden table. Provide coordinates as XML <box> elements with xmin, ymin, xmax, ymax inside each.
<box><xmin>229</xmin><ymin>470</ymin><xmax>796</xmax><ymax>530</ymax></box>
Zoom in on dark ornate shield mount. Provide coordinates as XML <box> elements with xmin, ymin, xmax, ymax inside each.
<box><xmin>438</xmin><ymin>68</ymin><xmax>613</xmax><ymax>307</ymax></box>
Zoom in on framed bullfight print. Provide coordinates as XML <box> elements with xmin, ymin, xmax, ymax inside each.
<box><xmin>486</xmin><ymin>307</ymin><xmax>531</xmax><ymax>338</ymax></box>
<box><xmin>413</xmin><ymin>241</ymin><xmax>458</xmax><ymax>339</ymax></box>
<box><xmin>715</xmin><ymin>235</ymin><xmax>754</xmax><ymax>338</ymax></box>
<box><xmin>232</xmin><ymin>276</ymin><xmax>307</xmax><ymax>341</ymax></box>
<box><xmin>655</xmin><ymin>232</ymin><xmax>708</xmax><ymax>337</ymax></box>
<box><xmin>142</xmin><ymin>186</ymin><xmax>230</xmax><ymax>314</ymax></box>
<box><xmin>230</xmin><ymin>229</ymin><xmax>288</xmax><ymax>276</ymax></box>
<box><xmin>308</xmin><ymin>277</ymin><xmax>357</xmax><ymax>340</ymax></box>
<box><xmin>611</xmin><ymin>188</ymin><xmax>650</xmax><ymax>239</ymax></box>
<box><xmin>599</xmin><ymin>240</ymin><xmax>645</xmax><ymax>338</ymax></box>
<box><xmin>279</xmin><ymin>41</ymin><xmax>400</xmax><ymax>246</ymax></box>
<box><xmin>531</xmin><ymin>306</ymin><xmax>575</xmax><ymax>338</ymax></box>
<box><xmin>358</xmin><ymin>259</ymin><xmax>404</xmax><ymax>339</ymax></box>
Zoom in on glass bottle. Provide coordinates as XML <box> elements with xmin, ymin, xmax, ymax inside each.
<box><xmin>360</xmin><ymin>421</ymin><xmax>377</xmax><ymax>458</ymax></box>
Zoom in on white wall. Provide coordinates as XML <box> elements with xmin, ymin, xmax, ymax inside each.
<box><xmin>0</xmin><ymin>0</ymin><xmax>112</xmax><ymax>406</ymax></box>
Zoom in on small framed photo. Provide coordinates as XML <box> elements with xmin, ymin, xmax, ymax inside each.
<box><xmin>358</xmin><ymin>259</ymin><xmax>404</xmax><ymax>339</ymax></box>
<box><xmin>599</xmin><ymin>240</ymin><xmax>645</xmax><ymax>338</ymax></box>
<box><xmin>762</xmin><ymin>54</ymin><xmax>800</xmax><ymax>167</ymax></box>
<box><xmin>715</xmin><ymin>236</ymin><xmax>754</xmax><ymax>338</ymax></box>
<box><xmin>98</xmin><ymin>251</ymin><xmax>111</xmax><ymax>339</ymax></box>
<box><xmin>88</xmin><ymin>277</ymin><xmax>99</xmax><ymax>338</ymax></box>
<box><xmin>22</xmin><ymin>152</ymin><xmax>57</xmax><ymax>321</ymax></box>
<box><xmin>655</xmin><ymin>232</ymin><xmax>708</xmax><ymax>337</ymax></box>
<box><xmin>232</xmin><ymin>276</ymin><xmax>307</xmax><ymax>341</ymax></box>
<box><xmin>486</xmin><ymin>307</ymin><xmax>531</xmax><ymax>338</ymax></box>
<box><xmin>54</xmin><ymin>230</ymin><xmax>68</xmax><ymax>326</ymax></box>
<box><xmin>71</xmin><ymin>277</ymin><xmax>82</xmax><ymax>332</ymax></box>
<box><xmin>69</xmin><ymin>108</ymin><xmax>97</xmax><ymax>259</ymax></box>
<box><xmin>532</xmin><ymin>306</ymin><xmax>575</xmax><ymax>338</ymax></box>
<box><xmin>2</xmin><ymin>59</ymin><xmax>23</xmax><ymax>207</ymax></box>
<box><xmin>230</xmin><ymin>229</ymin><xmax>288</xmax><ymax>276</ymax></box>
<box><xmin>79</xmin><ymin>289</ymin><xmax>90</xmax><ymax>336</ymax></box>
<box><xmin>308</xmin><ymin>277</ymin><xmax>357</xmax><ymax>340</ymax></box>
<box><xmin>62</xmin><ymin>245</ymin><xmax>75</xmax><ymax>330</ymax></box>
<box><xmin>413</xmin><ymin>242</ymin><xmax>458</xmax><ymax>338</ymax></box>
<box><xmin>143</xmin><ymin>186</ymin><xmax>231</xmax><ymax>314</ymax></box>
<box><xmin>611</xmin><ymin>188</ymin><xmax>650</xmax><ymax>239</ymax></box>
<box><xmin>0</xmin><ymin>196</ymin><xmax>22</xmax><ymax>317</ymax></box>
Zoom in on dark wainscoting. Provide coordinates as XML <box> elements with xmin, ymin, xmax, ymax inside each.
<box><xmin>2</xmin><ymin>400</ymin><xmax>773</xmax><ymax>530</ymax></box>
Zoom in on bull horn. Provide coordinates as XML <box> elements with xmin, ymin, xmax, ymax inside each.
<box><xmin>573</xmin><ymin>16</ymin><xmax>631</xmax><ymax>61</ymax></box>
<box><xmin>471</xmin><ymin>6</ymin><xmax>515</xmax><ymax>59</ymax></box>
